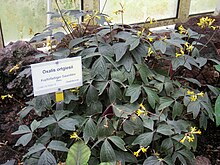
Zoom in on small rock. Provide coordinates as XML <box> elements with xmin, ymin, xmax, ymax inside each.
<box><xmin>195</xmin><ymin>156</ymin><xmax>211</xmax><ymax>165</ymax></box>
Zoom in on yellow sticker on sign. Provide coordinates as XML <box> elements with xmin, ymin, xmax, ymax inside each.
<box><xmin>56</xmin><ymin>92</ymin><xmax>64</xmax><ymax>102</ymax></box>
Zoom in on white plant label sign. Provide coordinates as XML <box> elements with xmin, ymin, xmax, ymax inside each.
<box><xmin>31</xmin><ymin>56</ymin><xmax>82</xmax><ymax>96</ymax></box>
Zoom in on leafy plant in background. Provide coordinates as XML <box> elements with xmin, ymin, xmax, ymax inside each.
<box><xmin>10</xmin><ymin>2</ymin><xmax>220</xmax><ymax>165</ymax></box>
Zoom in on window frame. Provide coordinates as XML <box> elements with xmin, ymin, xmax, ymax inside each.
<box><xmin>82</xmin><ymin>0</ymin><xmax>216</xmax><ymax>27</ymax></box>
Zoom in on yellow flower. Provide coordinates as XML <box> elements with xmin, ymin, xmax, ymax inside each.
<box><xmin>190</xmin><ymin>127</ymin><xmax>201</xmax><ymax>135</ymax></box>
<box><xmin>134</xmin><ymin>146</ymin><xmax>149</xmax><ymax>157</ymax></box>
<box><xmin>186</xmin><ymin>135</ymin><xmax>195</xmax><ymax>142</ymax></box>
<box><xmin>190</xmin><ymin>127</ymin><xmax>196</xmax><ymax>132</ymax></box>
<box><xmin>147</xmin><ymin>47</ymin><xmax>153</xmax><ymax>56</ymax></box>
<box><xmin>139</xmin><ymin>103</ymin><xmax>146</xmax><ymax>110</ymax></box>
<box><xmin>146</xmin><ymin>32</ymin><xmax>154</xmax><ymax>42</ymax></box>
<box><xmin>7</xmin><ymin>94</ymin><xmax>13</xmax><ymax>98</ymax></box>
<box><xmin>178</xmin><ymin>25</ymin><xmax>188</xmax><ymax>34</ymax></box>
<box><xmin>9</xmin><ymin>64</ymin><xmax>20</xmax><ymax>73</ymax></box>
<box><xmin>147</xmin><ymin>17</ymin><xmax>156</xmax><ymax>24</ymax></box>
<box><xmin>197</xmin><ymin>17</ymin><xmax>216</xmax><ymax>29</ymax></box>
<box><xmin>137</xmin><ymin>28</ymin><xmax>146</xmax><ymax>37</ymax></box>
<box><xmin>141</xmin><ymin>146</ymin><xmax>148</xmax><ymax>153</ymax></box>
<box><xmin>180</xmin><ymin>48</ymin><xmax>184</xmax><ymax>55</ymax></box>
<box><xmin>133</xmin><ymin>151</ymin><xmax>140</xmax><ymax>157</ymax></box>
<box><xmin>211</xmin><ymin>26</ymin><xmax>217</xmax><ymax>30</ymax></box>
<box><xmin>113</xmin><ymin>11</ymin><xmax>119</xmax><ymax>15</ymax></box>
<box><xmin>197</xmin><ymin>17</ymin><xmax>209</xmax><ymax>28</ymax></box>
<box><xmin>137</xmin><ymin>31</ymin><xmax>142</xmax><ymax>36</ymax></box>
<box><xmin>154</xmin><ymin>152</ymin><xmax>160</xmax><ymax>157</ymax></box>
<box><xmin>180</xmin><ymin>127</ymin><xmax>201</xmax><ymax>144</ymax></box>
<box><xmin>187</xmin><ymin>90</ymin><xmax>195</xmax><ymax>95</ymax></box>
<box><xmin>190</xmin><ymin>94</ymin><xmax>197</xmax><ymax>102</ymax></box>
<box><xmin>113</xmin><ymin>10</ymin><xmax>124</xmax><ymax>15</ymax></box>
<box><xmin>70</xmin><ymin>132</ymin><xmax>79</xmax><ymax>140</ymax></box>
<box><xmin>185</xmin><ymin>42</ymin><xmax>194</xmax><ymax>52</ymax></box>
<box><xmin>194</xmin><ymin>130</ymin><xmax>201</xmax><ymax>135</ymax></box>
<box><xmin>67</xmin><ymin>20</ymin><xmax>72</xmax><ymax>25</ymax></box>
<box><xmin>175</xmin><ymin>53</ymin><xmax>182</xmax><ymax>58</ymax></box>
<box><xmin>211</xmin><ymin>26</ymin><xmax>219</xmax><ymax>30</ymax></box>
<box><xmin>176</xmin><ymin>48</ymin><xmax>184</xmax><ymax>58</ymax></box>
<box><xmin>104</xmin><ymin>16</ymin><xmax>113</xmax><ymax>23</ymax></box>
<box><xmin>1</xmin><ymin>94</ymin><xmax>13</xmax><ymax>100</ymax></box>
<box><xmin>95</xmin><ymin>15</ymin><xmax>101</xmax><ymax>20</ymax></box>
<box><xmin>72</xmin><ymin>23</ymin><xmax>78</xmax><ymax>28</ymax></box>
<box><xmin>147</xmin><ymin>32</ymin><xmax>152</xmax><ymax>36</ymax></box>
<box><xmin>148</xmin><ymin>37</ymin><xmax>154</xmax><ymax>42</ymax></box>
<box><xmin>136</xmin><ymin>109</ymin><xmax>145</xmax><ymax>116</ymax></box>
<box><xmin>84</xmin><ymin>15</ymin><xmax>91</xmax><ymax>22</ymax></box>
<box><xmin>180</xmin><ymin>136</ymin><xmax>187</xmax><ymax>143</ymax></box>
<box><xmin>136</xmin><ymin>103</ymin><xmax>148</xmax><ymax>116</ymax></box>
<box><xmin>46</xmin><ymin>39</ymin><xmax>52</xmax><ymax>47</ymax></box>
<box><xmin>208</xmin><ymin>18</ymin><xmax>215</xmax><ymax>26</ymax></box>
<box><xmin>1</xmin><ymin>95</ymin><xmax>8</xmax><ymax>100</ymax></box>
<box><xmin>197</xmin><ymin>92</ymin><xmax>204</xmax><ymax>97</ymax></box>
<box><xmin>70</xmin><ymin>87</ymin><xmax>80</xmax><ymax>93</ymax></box>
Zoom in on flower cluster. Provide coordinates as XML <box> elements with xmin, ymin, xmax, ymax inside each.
<box><xmin>147</xmin><ymin>32</ymin><xmax>154</xmax><ymax>42</ymax></box>
<box><xmin>187</xmin><ymin>90</ymin><xmax>204</xmax><ymax>102</ymax></box>
<box><xmin>175</xmin><ymin>48</ymin><xmax>184</xmax><ymax>58</ymax></box>
<box><xmin>147</xmin><ymin>47</ymin><xmax>154</xmax><ymax>56</ymax></box>
<box><xmin>133</xmin><ymin>146</ymin><xmax>149</xmax><ymax>157</ymax></box>
<box><xmin>70</xmin><ymin>132</ymin><xmax>80</xmax><ymax>140</ymax></box>
<box><xmin>84</xmin><ymin>10</ymin><xmax>101</xmax><ymax>22</ymax></box>
<box><xmin>197</xmin><ymin>17</ymin><xmax>219</xmax><ymax>30</ymax></box>
<box><xmin>46</xmin><ymin>38</ymin><xmax>52</xmax><ymax>48</ymax></box>
<box><xmin>113</xmin><ymin>10</ymin><xmax>124</xmax><ymax>15</ymax></box>
<box><xmin>180</xmin><ymin>127</ymin><xmax>201</xmax><ymax>143</ymax></box>
<box><xmin>113</xmin><ymin>2</ymin><xmax>125</xmax><ymax>16</ymax></box>
<box><xmin>146</xmin><ymin>17</ymin><xmax>156</xmax><ymax>25</ymax></box>
<box><xmin>137</xmin><ymin>28</ymin><xmax>145</xmax><ymax>37</ymax></box>
<box><xmin>66</xmin><ymin>19</ymin><xmax>78</xmax><ymax>28</ymax></box>
<box><xmin>185</xmin><ymin>42</ymin><xmax>194</xmax><ymax>52</ymax></box>
<box><xmin>1</xmin><ymin>94</ymin><xmax>13</xmax><ymax>100</ymax></box>
<box><xmin>175</xmin><ymin>41</ymin><xmax>194</xmax><ymax>58</ymax></box>
<box><xmin>178</xmin><ymin>25</ymin><xmax>188</xmax><ymax>34</ymax></box>
<box><xmin>136</xmin><ymin>103</ymin><xmax>148</xmax><ymax>116</ymax></box>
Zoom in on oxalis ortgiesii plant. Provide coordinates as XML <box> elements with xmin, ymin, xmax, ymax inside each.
<box><xmin>10</xmin><ymin>3</ymin><xmax>220</xmax><ymax>165</ymax></box>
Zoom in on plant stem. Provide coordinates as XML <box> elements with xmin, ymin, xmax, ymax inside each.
<box><xmin>101</xmin><ymin>0</ymin><xmax>108</xmax><ymax>13</ymax></box>
<box><xmin>199</xmin><ymin>30</ymin><xmax>217</xmax><ymax>52</ymax></box>
<box><xmin>119</xmin><ymin>3</ymin><xmax>124</xmax><ymax>27</ymax></box>
<box><xmin>12</xmin><ymin>97</ymin><xmax>25</xmax><ymax>107</ymax></box>
<box><xmin>55</xmin><ymin>0</ymin><xmax>74</xmax><ymax>39</ymax></box>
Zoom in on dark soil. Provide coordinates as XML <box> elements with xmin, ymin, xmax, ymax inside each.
<box><xmin>196</xmin><ymin>121</ymin><xmax>220</xmax><ymax>165</ymax></box>
<box><xmin>0</xmin><ymin>15</ymin><xmax>220</xmax><ymax>165</ymax></box>
<box><xmin>0</xmin><ymin>98</ymin><xmax>25</xmax><ymax>164</ymax></box>
<box><xmin>0</xmin><ymin>41</ymin><xmax>51</xmax><ymax>164</ymax></box>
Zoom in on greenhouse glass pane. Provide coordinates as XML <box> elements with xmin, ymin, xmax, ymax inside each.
<box><xmin>0</xmin><ymin>0</ymin><xmax>80</xmax><ymax>43</ymax></box>
<box><xmin>189</xmin><ymin>0</ymin><xmax>216</xmax><ymax>15</ymax></box>
<box><xmin>100</xmin><ymin>0</ymin><xmax>179</xmax><ymax>24</ymax></box>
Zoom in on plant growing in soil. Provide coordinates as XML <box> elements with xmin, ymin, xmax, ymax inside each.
<box><xmin>7</xmin><ymin>3</ymin><xmax>220</xmax><ymax>165</ymax></box>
